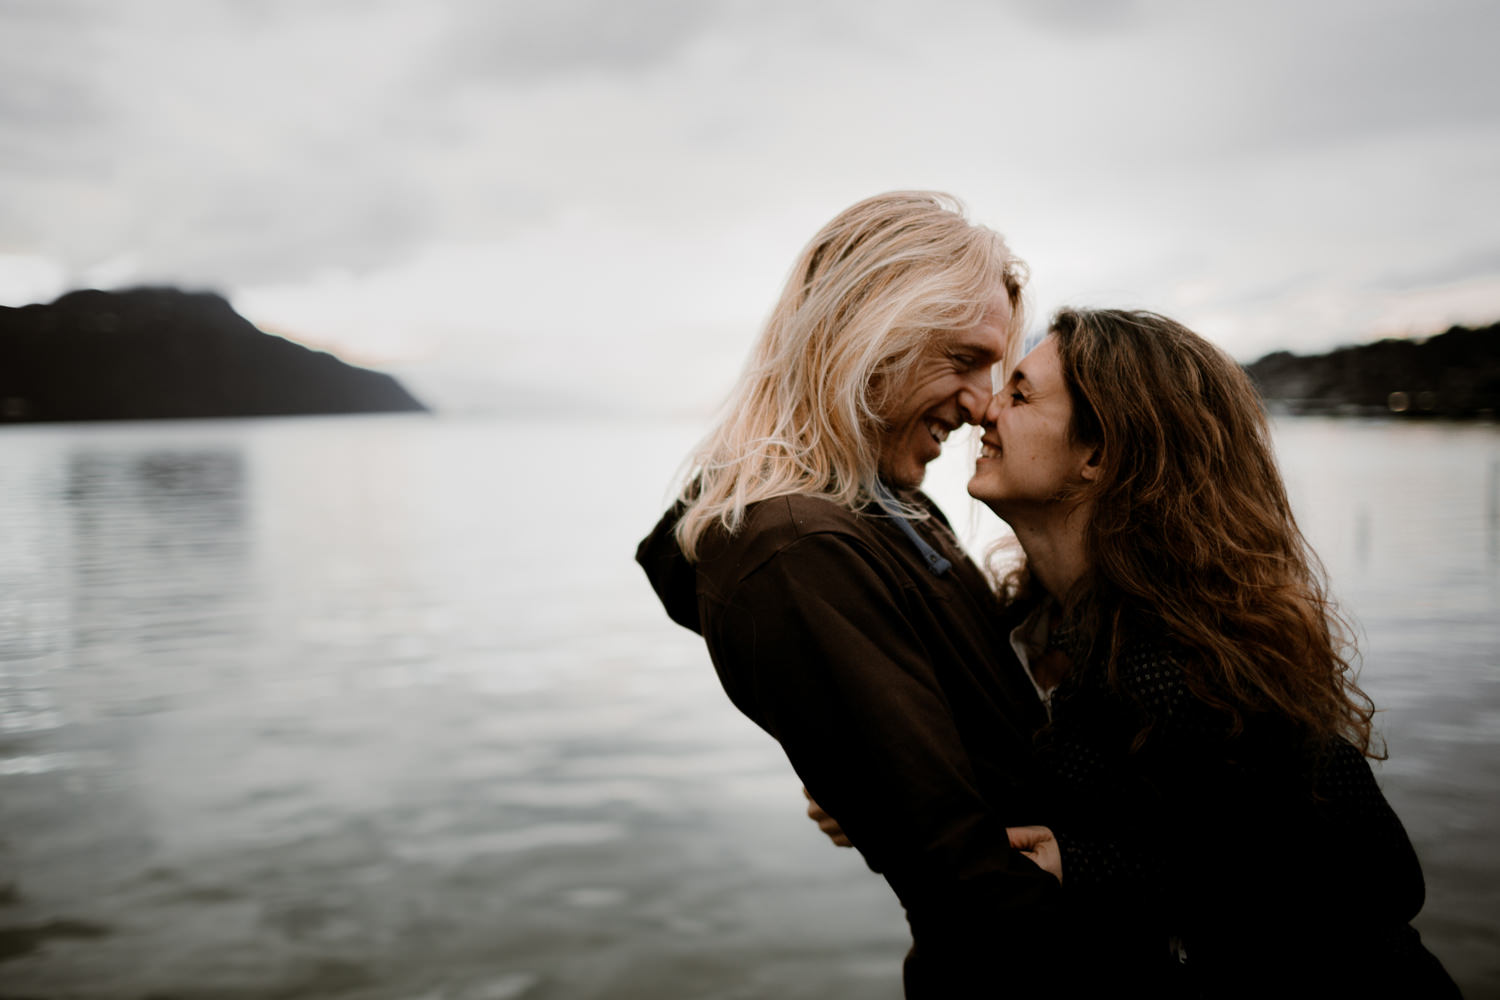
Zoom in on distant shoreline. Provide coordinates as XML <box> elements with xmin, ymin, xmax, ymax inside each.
<box><xmin>1245</xmin><ymin>321</ymin><xmax>1499</xmax><ymax>421</ymax></box>
<box><xmin>0</xmin><ymin>287</ymin><xmax>428</xmax><ymax>425</ymax></box>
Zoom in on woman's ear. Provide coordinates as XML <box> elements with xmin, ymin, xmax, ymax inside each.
<box><xmin>1079</xmin><ymin>446</ymin><xmax>1103</xmax><ymax>482</ymax></box>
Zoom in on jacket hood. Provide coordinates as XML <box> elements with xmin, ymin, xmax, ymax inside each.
<box><xmin>635</xmin><ymin>501</ymin><xmax>703</xmax><ymax>635</ymax></box>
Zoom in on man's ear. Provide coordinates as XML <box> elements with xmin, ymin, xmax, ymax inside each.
<box><xmin>1079</xmin><ymin>446</ymin><xmax>1103</xmax><ymax>482</ymax></box>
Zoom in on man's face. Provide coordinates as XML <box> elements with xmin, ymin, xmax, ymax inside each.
<box><xmin>876</xmin><ymin>292</ymin><xmax>1012</xmax><ymax>488</ymax></box>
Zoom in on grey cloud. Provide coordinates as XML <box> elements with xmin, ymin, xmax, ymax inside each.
<box><xmin>437</xmin><ymin>0</ymin><xmax>733</xmax><ymax>83</ymax></box>
<box><xmin>1267</xmin><ymin>8</ymin><xmax>1499</xmax><ymax>143</ymax></box>
<box><xmin>3</xmin><ymin>0</ymin><xmax>1497</xmax><ymax>356</ymax></box>
<box><xmin>0</xmin><ymin>0</ymin><xmax>507</xmax><ymax>285</ymax></box>
<box><xmin>0</xmin><ymin>1</ymin><xmax>119</xmax><ymax>170</ymax></box>
<box><xmin>996</xmin><ymin>0</ymin><xmax>1161</xmax><ymax>34</ymax></box>
<box><xmin>1179</xmin><ymin>1</ymin><xmax>1500</xmax><ymax>155</ymax></box>
<box><xmin>170</xmin><ymin>184</ymin><xmax>430</xmax><ymax>285</ymax></box>
<box><xmin>1375</xmin><ymin>248</ymin><xmax>1500</xmax><ymax>293</ymax></box>
<box><xmin>1208</xmin><ymin>274</ymin><xmax>1320</xmax><ymax>312</ymax></box>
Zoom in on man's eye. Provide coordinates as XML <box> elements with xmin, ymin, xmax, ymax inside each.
<box><xmin>1010</xmin><ymin>391</ymin><xmax>1026</xmax><ymax>403</ymax></box>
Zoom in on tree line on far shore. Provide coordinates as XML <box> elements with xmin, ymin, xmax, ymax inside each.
<box><xmin>1246</xmin><ymin>321</ymin><xmax>1499</xmax><ymax>419</ymax></box>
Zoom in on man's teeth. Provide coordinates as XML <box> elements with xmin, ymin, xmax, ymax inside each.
<box><xmin>927</xmin><ymin>422</ymin><xmax>949</xmax><ymax>443</ymax></box>
<box><xmin>980</xmin><ymin>444</ymin><xmax>1000</xmax><ymax>458</ymax></box>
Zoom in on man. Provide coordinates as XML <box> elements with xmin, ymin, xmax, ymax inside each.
<box><xmin>636</xmin><ymin>192</ymin><xmax>1060</xmax><ymax>996</ymax></box>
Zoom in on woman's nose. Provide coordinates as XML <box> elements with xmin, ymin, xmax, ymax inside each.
<box><xmin>979</xmin><ymin>389</ymin><xmax>1004</xmax><ymax>425</ymax></box>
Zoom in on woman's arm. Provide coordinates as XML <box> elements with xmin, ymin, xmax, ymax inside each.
<box><xmin>803</xmin><ymin>787</ymin><xmax>852</xmax><ymax>848</ymax></box>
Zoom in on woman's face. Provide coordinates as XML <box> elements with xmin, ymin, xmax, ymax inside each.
<box><xmin>967</xmin><ymin>336</ymin><xmax>1097</xmax><ymax>512</ymax></box>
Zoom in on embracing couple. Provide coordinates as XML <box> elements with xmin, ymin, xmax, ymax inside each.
<box><xmin>636</xmin><ymin>192</ymin><xmax>1457</xmax><ymax>997</ymax></box>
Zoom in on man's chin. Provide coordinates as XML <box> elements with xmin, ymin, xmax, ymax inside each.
<box><xmin>880</xmin><ymin>461</ymin><xmax>928</xmax><ymax>490</ymax></box>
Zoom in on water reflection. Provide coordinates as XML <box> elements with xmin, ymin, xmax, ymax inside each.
<box><xmin>0</xmin><ymin>436</ymin><xmax>257</xmax><ymax>987</ymax></box>
<box><xmin>7</xmin><ymin>447</ymin><xmax>249</xmax><ymax>744</ymax></box>
<box><xmin>67</xmin><ymin>446</ymin><xmax>247</xmax><ymax>621</ymax></box>
<box><xmin>1489</xmin><ymin>458</ymin><xmax>1499</xmax><ymax>566</ymax></box>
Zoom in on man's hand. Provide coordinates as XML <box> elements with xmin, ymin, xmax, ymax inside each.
<box><xmin>1007</xmin><ymin>825</ymin><xmax>1062</xmax><ymax>882</ymax></box>
<box><xmin>803</xmin><ymin>787</ymin><xmax>852</xmax><ymax>847</ymax></box>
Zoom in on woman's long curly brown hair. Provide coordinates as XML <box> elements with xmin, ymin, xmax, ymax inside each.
<box><xmin>1049</xmin><ymin>308</ymin><xmax>1379</xmax><ymax>757</ymax></box>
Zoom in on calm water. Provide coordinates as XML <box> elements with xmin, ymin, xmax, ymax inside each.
<box><xmin>0</xmin><ymin>414</ymin><xmax>1496</xmax><ymax>999</ymax></box>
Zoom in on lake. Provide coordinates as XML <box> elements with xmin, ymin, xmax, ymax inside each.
<box><xmin>1</xmin><ymin>413</ymin><xmax>1496</xmax><ymax>998</ymax></box>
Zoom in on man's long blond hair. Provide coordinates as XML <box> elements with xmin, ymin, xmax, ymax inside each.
<box><xmin>674</xmin><ymin>191</ymin><xmax>1027</xmax><ymax>560</ymax></box>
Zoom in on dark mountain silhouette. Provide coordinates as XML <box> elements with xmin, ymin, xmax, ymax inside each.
<box><xmin>0</xmin><ymin>288</ymin><xmax>427</xmax><ymax>424</ymax></box>
<box><xmin>1245</xmin><ymin>321</ymin><xmax>1500</xmax><ymax>418</ymax></box>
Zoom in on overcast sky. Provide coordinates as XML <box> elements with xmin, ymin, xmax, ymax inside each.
<box><xmin>3</xmin><ymin>0</ymin><xmax>1498</xmax><ymax>412</ymax></box>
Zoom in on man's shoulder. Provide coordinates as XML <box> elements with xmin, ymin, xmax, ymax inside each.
<box><xmin>746</xmin><ymin>493</ymin><xmax>865</xmax><ymax>535</ymax></box>
<box><xmin>739</xmin><ymin>491</ymin><xmax>952</xmax><ymax>552</ymax></box>
<box><xmin>701</xmin><ymin>494</ymin><xmax>873</xmax><ymax>580</ymax></box>
<box><xmin>699</xmin><ymin>490</ymin><xmax>961</xmax><ymax>590</ymax></box>
<box><xmin>742</xmin><ymin>490</ymin><xmax>947</xmax><ymax>534</ymax></box>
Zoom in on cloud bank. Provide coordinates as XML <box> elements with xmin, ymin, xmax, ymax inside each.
<box><xmin>3</xmin><ymin>0</ymin><xmax>1498</xmax><ymax>410</ymax></box>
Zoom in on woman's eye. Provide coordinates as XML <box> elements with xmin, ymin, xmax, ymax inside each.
<box><xmin>1010</xmin><ymin>391</ymin><xmax>1025</xmax><ymax>404</ymax></box>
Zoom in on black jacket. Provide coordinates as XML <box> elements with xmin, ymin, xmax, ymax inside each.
<box><xmin>1035</xmin><ymin>612</ymin><xmax>1460</xmax><ymax>997</ymax></box>
<box><xmin>637</xmin><ymin>492</ymin><xmax>1063</xmax><ymax>996</ymax></box>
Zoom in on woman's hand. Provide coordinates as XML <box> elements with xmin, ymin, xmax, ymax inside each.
<box><xmin>1007</xmin><ymin>825</ymin><xmax>1063</xmax><ymax>882</ymax></box>
<box><xmin>803</xmin><ymin>787</ymin><xmax>852</xmax><ymax>847</ymax></box>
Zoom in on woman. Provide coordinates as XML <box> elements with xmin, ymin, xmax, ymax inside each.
<box><xmin>972</xmin><ymin>309</ymin><xmax>1458</xmax><ymax>994</ymax></box>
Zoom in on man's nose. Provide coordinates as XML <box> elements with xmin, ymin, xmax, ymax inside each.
<box><xmin>957</xmin><ymin>370</ymin><xmax>994</xmax><ymax>425</ymax></box>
